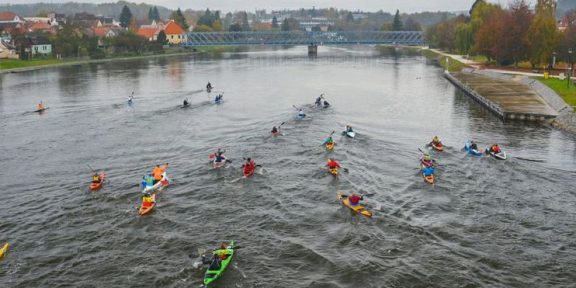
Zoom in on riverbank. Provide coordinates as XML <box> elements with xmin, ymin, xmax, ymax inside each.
<box><xmin>0</xmin><ymin>46</ymin><xmax>243</xmax><ymax>74</ymax></box>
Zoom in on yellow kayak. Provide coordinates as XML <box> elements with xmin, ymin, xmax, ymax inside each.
<box><xmin>0</xmin><ymin>242</ymin><xmax>9</xmax><ymax>259</ymax></box>
<box><xmin>337</xmin><ymin>192</ymin><xmax>372</xmax><ymax>218</ymax></box>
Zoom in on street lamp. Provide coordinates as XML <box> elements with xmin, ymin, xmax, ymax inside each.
<box><xmin>568</xmin><ymin>48</ymin><xmax>572</xmax><ymax>89</ymax></box>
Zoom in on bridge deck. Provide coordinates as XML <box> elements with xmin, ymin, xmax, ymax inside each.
<box><xmin>183</xmin><ymin>31</ymin><xmax>426</xmax><ymax>47</ymax></box>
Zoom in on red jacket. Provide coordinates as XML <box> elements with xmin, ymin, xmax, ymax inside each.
<box><xmin>327</xmin><ymin>160</ymin><xmax>340</xmax><ymax>169</ymax></box>
<box><xmin>349</xmin><ymin>194</ymin><xmax>362</xmax><ymax>205</ymax></box>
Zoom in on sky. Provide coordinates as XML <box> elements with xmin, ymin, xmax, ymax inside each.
<box><xmin>5</xmin><ymin>0</ymin><xmax>539</xmax><ymax>13</ymax></box>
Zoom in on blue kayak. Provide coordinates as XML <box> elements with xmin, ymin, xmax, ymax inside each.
<box><xmin>464</xmin><ymin>142</ymin><xmax>484</xmax><ymax>157</ymax></box>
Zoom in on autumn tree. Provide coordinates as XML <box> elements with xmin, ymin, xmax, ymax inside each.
<box><xmin>527</xmin><ymin>0</ymin><xmax>560</xmax><ymax>67</ymax></box>
<box><xmin>503</xmin><ymin>0</ymin><xmax>533</xmax><ymax>66</ymax></box>
<box><xmin>473</xmin><ymin>7</ymin><xmax>505</xmax><ymax>62</ymax></box>
<box><xmin>558</xmin><ymin>10</ymin><xmax>576</xmax><ymax>64</ymax></box>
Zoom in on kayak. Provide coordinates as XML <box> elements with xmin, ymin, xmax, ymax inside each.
<box><xmin>89</xmin><ymin>172</ymin><xmax>106</xmax><ymax>191</ymax></box>
<box><xmin>337</xmin><ymin>192</ymin><xmax>372</xmax><ymax>218</ymax></box>
<box><xmin>342</xmin><ymin>131</ymin><xmax>355</xmax><ymax>138</ymax></box>
<box><xmin>487</xmin><ymin>150</ymin><xmax>507</xmax><ymax>160</ymax></box>
<box><xmin>243</xmin><ymin>164</ymin><xmax>255</xmax><ymax>178</ymax></box>
<box><xmin>138</xmin><ymin>193</ymin><xmax>156</xmax><ymax>216</ymax></box>
<box><xmin>203</xmin><ymin>240</ymin><xmax>235</xmax><ymax>287</ymax></box>
<box><xmin>296</xmin><ymin>114</ymin><xmax>306</xmax><ymax>119</ymax></box>
<box><xmin>0</xmin><ymin>242</ymin><xmax>9</xmax><ymax>259</ymax></box>
<box><xmin>464</xmin><ymin>142</ymin><xmax>484</xmax><ymax>157</ymax></box>
<box><xmin>329</xmin><ymin>167</ymin><xmax>339</xmax><ymax>176</ymax></box>
<box><xmin>142</xmin><ymin>173</ymin><xmax>169</xmax><ymax>194</ymax></box>
<box><xmin>431</xmin><ymin>142</ymin><xmax>444</xmax><ymax>151</ymax></box>
<box><xmin>214</xmin><ymin>98</ymin><xmax>223</xmax><ymax>104</ymax></box>
<box><xmin>213</xmin><ymin>159</ymin><xmax>227</xmax><ymax>168</ymax></box>
<box><xmin>34</xmin><ymin>107</ymin><xmax>48</xmax><ymax>113</ymax></box>
<box><xmin>325</xmin><ymin>142</ymin><xmax>335</xmax><ymax>151</ymax></box>
<box><xmin>421</xmin><ymin>165</ymin><xmax>435</xmax><ymax>184</ymax></box>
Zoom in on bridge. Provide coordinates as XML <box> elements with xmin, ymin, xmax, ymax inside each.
<box><xmin>182</xmin><ymin>31</ymin><xmax>426</xmax><ymax>54</ymax></box>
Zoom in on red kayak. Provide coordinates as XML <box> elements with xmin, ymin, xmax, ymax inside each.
<box><xmin>89</xmin><ymin>172</ymin><xmax>106</xmax><ymax>191</ymax></box>
<box><xmin>243</xmin><ymin>161</ymin><xmax>256</xmax><ymax>178</ymax></box>
<box><xmin>431</xmin><ymin>142</ymin><xmax>444</xmax><ymax>151</ymax></box>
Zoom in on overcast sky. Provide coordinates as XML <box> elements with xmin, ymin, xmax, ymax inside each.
<box><xmin>6</xmin><ymin>0</ymin><xmax>538</xmax><ymax>13</ymax></box>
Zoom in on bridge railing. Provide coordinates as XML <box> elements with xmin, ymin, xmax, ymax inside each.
<box><xmin>183</xmin><ymin>31</ymin><xmax>426</xmax><ymax>46</ymax></box>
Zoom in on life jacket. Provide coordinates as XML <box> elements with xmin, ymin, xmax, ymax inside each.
<box><xmin>348</xmin><ymin>194</ymin><xmax>361</xmax><ymax>205</ymax></box>
<box><xmin>37</xmin><ymin>104</ymin><xmax>44</xmax><ymax>110</ymax></box>
<box><xmin>152</xmin><ymin>164</ymin><xmax>167</xmax><ymax>180</ymax></box>
<box><xmin>215</xmin><ymin>155</ymin><xmax>226</xmax><ymax>162</ymax></box>
<box><xmin>327</xmin><ymin>160</ymin><xmax>340</xmax><ymax>169</ymax></box>
<box><xmin>142</xmin><ymin>196</ymin><xmax>153</xmax><ymax>208</ymax></box>
<box><xmin>492</xmin><ymin>145</ymin><xmax>501</xmax><ymax>153</ymax></box>
<box><xmin>244</xmin><ymin>161</ymin><xmax>255</xmax><ymax>174</ymax></box>
<box><xmin>145</xmin><ymin>175</ymin><xmax>155</xmax><ymax>187</ymax></box>
<box><xmin>92</xmin><ymin>175</ymin><xmax>100</xmax><ymax>183</ymax></box>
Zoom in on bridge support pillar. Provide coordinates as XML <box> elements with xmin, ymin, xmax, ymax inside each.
<box><xmin>308</xmin><ymin>44</ymin><xmax>318</xmax><ymax>56</ymax></box>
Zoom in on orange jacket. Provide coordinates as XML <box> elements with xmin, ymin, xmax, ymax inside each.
<box><xmin>152</xmin><ymin>164</ymin><xmax>168</xmax><ymax>180</ymax></box>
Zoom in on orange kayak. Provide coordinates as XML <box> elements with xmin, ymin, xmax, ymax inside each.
<box><xmin>138</xmin><ymin>194</ymin><xmax>156</xmax><ymax>216</ymax></box>
<box><xmin>337</xmin><ymin>192</ymin><xmax>372</xmax><ymax>218</ymax></box>
<box><xmin>421</xmin><ymin>165</ymin><xmax>435</xmax><ymax>184</ymax></box>
<box><xmin>89</xmin><ymin>172</ymin><xmax>106</xmax><ymax>191</ymax></box>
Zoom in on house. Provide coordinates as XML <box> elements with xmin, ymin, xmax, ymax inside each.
<box><xmin>0</xmin><ymin>39</ymin><xmax>17</xmax><ymax>59</ymax></box>
<box><xmin>16</xmin><ymin>36</ymin><xmax>52</xmax><ymax>57</ymax></box>
<box><xmin>0</xmin><ymin>11</ymin><xmax>24</xmax><ymax>24</ymax></box>
<box><xmin>137</xmin><ymin>27</ymin><xmax>161</xmax><ymax>42</ymax></box>
<box><xmin>164</xmin><ymin>20</ymin><xmax>186</xmax><ymax>44</ymax></box>
<box><xmin>28</xmin><ymin>21</ymin><xmax>56</xmax><ymax>34</ymax></box>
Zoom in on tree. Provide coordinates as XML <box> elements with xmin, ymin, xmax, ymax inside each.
<box><xmin>559</xmin><ymin>10</ymin><xmax>576</xmax><ymax>63</ymax></box>
<box><xmin>281</xmin><ymin>18</ymin><xmax>300</xmax><ymax>31</ymax></box>
<box><xmin>195</xmin><ymin>25</ymin><xmax>213</xmax><ymax>32</ymax></box>
<box><xmin>119</xmin><ymin>5</ymin><xmax>133</xmax><ymax>28</ymax></box>
<box><xmin>157</xmin><ymin>30</ymin><xmax>167</xmax><ymax>44</ymax></box>
<box><xmin>170</xmin><ymin>8</ymin><xmax>189</xmax><ymax>31</ymax></box>
<box><xmin>346</xmin><ymin>12</ymin><xmax>354</xmax><ymax>22</ymax></box>
<box><xmin>148</xmin><ymin>7</ymin><xmax>154</xmax><ymax>21</ymax></box>
<box><xmin>527</xmin><ymin>0</ymin><xmax>560</xmax><ymax>66</ymax></box>
<box><xmin>473</xmin><ymin>7</ymin><xmax>505</xmax><ymax>62</ymax></box>
<box><xmin>403</xmin><ymin>18</ymin><xmax>422</xmax><ymax>31</ymax></box>
<box><xmin>505</xmin><ymin>0</ymin><xmax>533</xmax><ymax>66</ymax></box>
<box><xmin>240</xmin><ymin>11</ymin><xmax>250</xmax><ymax>31</ymax></box>
<box><xmin>228</xmin><ymin>23</ymin><xmax>242</xmax><ymax>32</ymax></box>
<box><xmin>392</xmin><ymin>10</ymin><xmax>403</xmax><ymax>31</ymax></box>
<box><xmin>272</xmin><ymin>16</ymin><xmax>279</xmax><ymax>29</ymax></box>
<box><xmin>455</xmin><ymin>23</ymin><xmax>473</xmax><ymax>54</ymax></box>
<box><xmin>153</xmin><ymin>7</ymin><xmax>160</xmax><ymax>21</ymax></box>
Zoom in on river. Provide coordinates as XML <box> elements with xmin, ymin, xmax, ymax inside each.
<box><xmin>1</xmin><ymin>46</ymin><xmax>575</xmax><ymax>287</ymax></box>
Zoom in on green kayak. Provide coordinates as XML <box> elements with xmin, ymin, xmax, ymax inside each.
<box><xmin>203</xmin><ymin>240</ymin><xmax>235</xmax><ymax>287</ymax></box>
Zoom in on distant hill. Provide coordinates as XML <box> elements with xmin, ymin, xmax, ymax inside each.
<box><xmin>0</xmin><ymin>1</ymin><xmax>172</xmax><ymax>20</ymax></box>
<box><xmin>558</xmin><ymin>0</ymin><xmax>576</xmax><ymax>17</ymax></box>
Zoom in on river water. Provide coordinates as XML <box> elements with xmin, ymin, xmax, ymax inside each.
<box><xmin>1</xmin><ymin>46</ymin><xmax>575</xmax><ymax>287</ymax></box>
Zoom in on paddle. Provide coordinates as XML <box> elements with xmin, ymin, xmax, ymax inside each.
<box><xmin>320</xmin><ymin>131</ymin><xmax>336</xmax><ymax>146</ymax></box>
<box><xmin>86</xmin><ymin>164</ymin><xmax>97</xmax><ymax>174</ymax></box>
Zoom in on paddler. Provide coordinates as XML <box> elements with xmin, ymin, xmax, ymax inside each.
<box><xmin>206</xmin><ymin>82</ymin><xmax>213</xmax><ymax>91</ymax></box>
<box><xmin>141</xmin><ymin>193</ymin><xmax>154</xmax><ymax>208</ymax></box>
<box><xmin>421</xmin><ymin>153</ymin><xmax>435</xmax><ymax>167</ymax></box>
<box><xmin>243</xmin><ymin>158</ymin><xmax>256</xmax><ymax>171</ymax></box>
<box><xmin>152</xmin><ymin>163</ymin><xmax>168</xmax><ymax>183</ymax></box>
<box><xmin>470</xmin><ymin>141</ymin><xmax>478</xmax><ymax>151</ymax></box>
<box><xmin>36</xmin><ymin>101</ymin><xmax>44</xmax><ymax>111</ymax></box>
<box><xmin>431</xmin><ymin>136</ymin><xmax>441</xmax><ymax>146</ymax></box>
<box><xmin>315</xmin><ymin>94</ymin><xmax>324</xmax><ymax>106</ymax></box>
<box><xmin>183</xmin><ymin>99</ymin><xmax>189</xmax><ymax>106</ymax></box>
<box><xmin>488</xmin><ymin>144</ymin><xmax>502</xmax><ymax>154</ymax></box>
<box><xmin>326</xmin><ymin>158</ymin><xmax>340</xmax><ymax>170</ymax></box>
<box><xmin>127</xmin><ymin>92</ymin><xmax>134</xmax><ymax>104</ymax></box>
<box><xmin>271</xmin><ymin>126</ymin><xmax>279</xmax><ymax>134</ymax></box>
<box><xmin>298</xmin><ymin>109</ymin><xmax>305</xmax><ymax>118</ymax></box>
<box><xmin>92</xmin><ymin>173</ymin><xmax>101</xmax><ymax>183</ymax></box>
<box><xmin>345</xmin><ymin>125</ymin><xmax>353</xmax><ymax>133</ymax></box>
<box><xmin>202</xmin><ymin>242</ymin><xmax>231</xmax><ymax>270</ymax></box>
<box><xmin>323</xmin><ymin>135</ymin><xmax>334</xmax><ymax>145</ymax></box>
<box><xmin>214</xmin><ymin>150</ymin><xmax>227</xmax><ymax>163</ymax></box>
<box><xmin>323</xmin><ymin>100</ymin><xmax>330</xmax><ymax>108</ymax></box>
<box><xmin>348</xmin><ymin>193</ymin><xmax>364</xmax><ymax>206</ymax></box>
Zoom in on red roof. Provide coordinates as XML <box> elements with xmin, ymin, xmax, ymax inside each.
<box><xmin>137</xmin><ymin>27</ymin><xmax>160</xmax><ymax>39</ymax></box>
<box><xmin>93</xmin><ymin>27</ymin><xmax>109</xmax><ymax>37</ymax></box>
<box><xmin>0</xmin><ymin>12</ymin><xmax>18</xmax><ymax>21</ymax></box>
<box><xmin>164</xmin><ymin>20</ymin><xmax>185</xmax><ymax>35</ymax></box>
<box><xmin>29</xmin><ymin>22</ymin><xmax>51</xmax><ymax>31</ymax></box>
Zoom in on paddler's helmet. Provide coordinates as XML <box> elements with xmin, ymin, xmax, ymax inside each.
<box><xmin>433</xmin><ymin>136</ymin><xmax>439</xmax><ymax>141</ymax></box>
<box><xmin>424</xmin><ymin>154</ymin><xmax>432</xmax><ymax>161</ymax></box>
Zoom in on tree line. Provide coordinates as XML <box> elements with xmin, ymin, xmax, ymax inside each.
<box><xmin>427</xmin><ymin>0</ymin><xmax>576</xmax><ymax>68</ymax></box>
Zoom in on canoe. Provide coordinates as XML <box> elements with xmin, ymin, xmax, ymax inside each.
<box><xmin>142</xmin><ymin>173</ymin><xmax>169</xmax><ymax>194</ymax></box>
<box><xmin>421</xmin><ymin>165</ymin><xmax>435</xmax><ymax>184</ymax></box>
<box><xmin>89</xmin><ymin>172</ymin><xmax>106</xmax><ymax>191</ymax></box>
<box><xmin>464</xmin><ymin>142</ymin><xmax>484</xmax><ymax>157</ymax></box>
<box><xmin>203</xmin><ymin>240</ymin><xmax>235</xmax><ymax>287</ymax></box>
<box><xmin>337</xmin><ymin>192</ymin><xmax>372</xmax><ymax>218</ymax></box>
<box><xmin>243</xmin><ymin>164</ymin><xmax>255</xmax><ymax>178</ymax></box>
<box><xmin>138</xmin><ymin>193</ymin><xmax>156</xmax><ymax>216</ymax></box>
<box><xmin>0</xmin><ymin>242</ymin><xmax>9</xmax><ymax>259</ymax></box>
<box><xmin>325</xmin><ymin>142</ymin><xmax>335</xmax><ymax>151</ymax></box>
<box><xmin>431</xmin><ymin>142</ymin><xmax>444</xmax><ymax>151</ymax></box>
<box><xmin>329</xmin><ymin>167</ymin><xmax>339</xmax><ymax>176</ymax></box>
<box><xmin>488</xmin><ymin>150</ymin><xmax>507</xmax><ymax>160</ymax></box>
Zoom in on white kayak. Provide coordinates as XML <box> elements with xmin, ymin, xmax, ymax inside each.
<box><xmin>488</xmin><ymin>150</ymin><xmax>507</xmax><ymax>160</ymax></box>
<box><xmin>142</xmin><ymin>172</ymin><xmax>170</xmax><ymax>194</ymax></box>
<box><xmin>343</xmin><ymin>130</ymin><xmax>355</xmax><ymax>138</ymax></box>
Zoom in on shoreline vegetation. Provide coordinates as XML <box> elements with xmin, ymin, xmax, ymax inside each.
<box><xmin>0</xmin><ymin>46</ymin><xmax>243</xmax><ymax>74</ymax></box>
